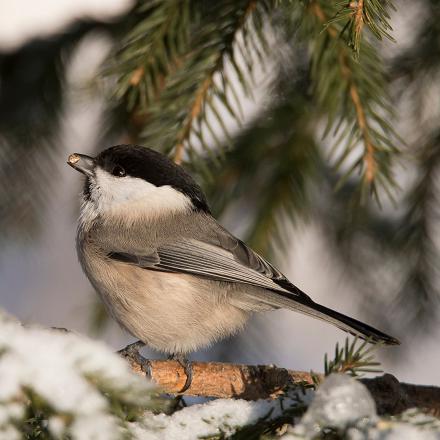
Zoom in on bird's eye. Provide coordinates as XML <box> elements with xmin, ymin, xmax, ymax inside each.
<box><xmin>112</xmin><ymin>165</ymin><xmax>126</xmax><ymax>177</ymax></box>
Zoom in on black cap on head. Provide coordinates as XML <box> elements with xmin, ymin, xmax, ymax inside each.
<box><xmin>95</xmin><ymin>145</ymin><xmax>210</xmax><ymax>213</ymax></box>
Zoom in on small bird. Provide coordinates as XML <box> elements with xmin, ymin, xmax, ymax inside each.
<box><xmin>68</xmin><ymin>145</ymin><xmax>399</xmax><ymax>389</ymax></box>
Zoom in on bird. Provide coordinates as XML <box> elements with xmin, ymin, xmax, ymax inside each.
<box><xmin>68</xmin><ymin>144</ymin><xmax>399</xmax><ymax>391</ymax></box>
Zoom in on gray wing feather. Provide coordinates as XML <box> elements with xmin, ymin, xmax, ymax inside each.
<box><xmin>108</xmin><ymin>234</ymin><xmax>299</xmax><ymax>295</ymax></box>
<box><xmin>155</xmin><ymin>240</ymin><xmax>293</xmax><ymax>293</ymax></box>
<box><xmin>103</xmin><ymin>213</ymin><xmax>305</xmax><ymax>297</ymax></box>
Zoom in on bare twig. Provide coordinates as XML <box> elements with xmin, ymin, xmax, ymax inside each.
<box><xmin>120</xmin><ymin>348</ymin><xmax>440</xmax><ymax>417</ymax></box>
<box><xmin>123</xmin><ymin>355</ymin><xmax>317</xmax><ymax>400</ymax></box>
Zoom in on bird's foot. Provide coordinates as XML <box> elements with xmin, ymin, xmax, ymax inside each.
<box><xmin>169</xmin><ymin>353</ymin><xmax>193</xmax><ymax>393</ymax></box>
<box><xmin>118</xmin><ymin>340</ymin><xmax>145</xmax><ymax>358</ymax></box>
<box><xmin>118</xmin><ymin>341</ymin><xmax>152</xmax><ymax>378</ymax></box>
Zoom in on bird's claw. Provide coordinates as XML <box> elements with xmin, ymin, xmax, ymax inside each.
<box><xmin>169</xmin><ymin>354</ymin><xmax>193</xmax><ymax>393</ymax></box>
<box><xmin>118</xmin><ymin>341</ymin><xmax>152</xmax><ymax>379</ymax></box>
<box><xmin>179</xmin><ymin>359</ymin><xmax>193</xmax><ymax>393</ymax></box>
<box><xmin>118</xmin><ymin>340</ymin><xmax>145</xmax><ymax>358</ymax></box>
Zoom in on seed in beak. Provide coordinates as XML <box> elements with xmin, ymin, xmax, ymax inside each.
<box><xmin>68</xmin><ymin>154</ymin><xmax>80</xmax><ymax>165</ymax></box>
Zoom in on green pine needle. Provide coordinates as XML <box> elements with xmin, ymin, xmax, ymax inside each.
<box><xmin>323</xmin><ymin>336</ymin><xmax>382</xmax><ymax>378</ymax></box>
<box><xmin>304</xmin><ymin>0</ymin><xmax>399</xmax><ymax>200</ymax></box>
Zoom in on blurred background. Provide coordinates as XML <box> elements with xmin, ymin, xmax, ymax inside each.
<box><xmin>1</xmin><ymin>0</ymin><xmax>439</xmax><ymax>386</ymax></box>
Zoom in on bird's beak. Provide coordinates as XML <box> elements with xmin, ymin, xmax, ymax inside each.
<box><xmin>67</xmin><ymin>153</ymin><xmax>95</xmax><ymax>177</ymax></box>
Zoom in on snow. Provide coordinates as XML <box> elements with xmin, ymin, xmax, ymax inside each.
<box><xmin>369</xmin><ymin>423</ymin><xmax>440</xmax><ymax>440</ymax></box>
<box><xmin>0</xmin><ymin>309</ymin><xmax>154</xmax><ymax>440</ymax></box>
<box><xmin>0</xmin><ymin>0</ymin><xmax>134</xmax><ymax>52</ymax></box>
<box><xmin>294</xmin><ymin>374</ymin><xmax>377</xmax><ymax>435</ymax></box>
<box><xmin>130</xmin><ymin>395</ymin><xmax>307</xmax><ymax>440</ymax></box>
<box><xmin>284</xmin><ymin>375</ymin><xmax>440</xmax><ymax>440</ymax></box>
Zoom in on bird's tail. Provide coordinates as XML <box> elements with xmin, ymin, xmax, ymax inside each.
<box><xmin>265</xmin><ymin>290</ymin><xmax>400</xmax><ymax>345</ymax></box>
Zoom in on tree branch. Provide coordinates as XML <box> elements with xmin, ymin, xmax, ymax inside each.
<box><xmin>310</xmin><ymin>1</ymin><xmax>378</xmax><ymax>184</ymax></box>
<box><xmin>353</xmin><ymin>0</ymin><xmax>365</xmax><ymax>53</ymax></box>
<box><xmin>120</xmin><ymin>349</ymin><xmax>440</xmax><ymax>417</ymax></box>
<box><xmin>173</xmin><ymin>0</ymin><xmax>257</xmax><ymax>164</ymax></box>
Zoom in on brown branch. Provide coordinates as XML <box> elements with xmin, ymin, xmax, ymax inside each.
<box><xmin>310</xmin><ymin>2</ymin><xmax>377</xmax><ymax>183</ymax></box>
<box><xmin>345</xmin><ymin>57</ymin><xmax>376</xmax><ymax>182</ymax></box>
<box><xmin>353</xmin><ymin>0</ymin><xmax>365</xmax><ymax>48</ymax></box>
<box><xmin>120</xmin><ymin>350</ymin><xmax>440</xmax><ymax>417</ymax></box>
<box><xmin>130</xmin><ymin>66</ymin><xmax>145</xmax><ymax>86</ymax></box>
<box><xmin>173</xmin><ymin>76</ymin><xmax>212</xmax><ymax>164</ymax></box>
<box><xmin>173</xmin><ymin>0</ymin><xmax>257</xmax><ymax>164</ymax></box>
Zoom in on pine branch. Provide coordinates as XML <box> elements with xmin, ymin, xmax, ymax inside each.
<box><xmin>108</xmin><ymin>0</ymin><xmax>398</xmax><ymax>200</ymax></box>
<box><xmin>323</xmin><ymin>337</ymin><xmax>382</xmax><ymax>378</ymax></box>
<box><xmin>317</xmin><ymin>134</ymin><xmax>440</xmax><ymax>336</ymax></box>
<box><xmin>124</xmin><ymin>356</ymin><xmax>317</xmax><ymax>400</ymax></box>
<box><xmin>173</xmin><ymin>0</ymin><xmax>258</xmax><ymax>164</ymax></box>
<box><xmin>108</xmin><ymin>0</ymin><xmax>191</xmax><ymax>112</ymax></box>
<box><xmin>110</xmin><ymin>0</ymin><xmax>274</xmax><ymax>167</ymax></box>
<box><xmin>325</xmin><ymin>0</ymin><xmax>395</xmax><ymax>55</ymax></box>
<box><xmin>354</xmin><ymin>0</ymin><xmax>365</xmax><ymax>52</ymax></box>
<box><xmin>119</xmin><ymin>346</ymin><xmax>440</xmax><ymax>417</ymax></box>
<box><xmin>392</xmin><ymin>134</ymin><xmax>440</xmax><ymax>330</ymax></box>
<box><xmin>306</xmin><ymin>0</ymin><xmax>398</xmax><ymax>199</ymax></box>
<box><xmin>203</xmin><ymin>70</ymin><xmax>320</xmax><ymax>256</ymax></box>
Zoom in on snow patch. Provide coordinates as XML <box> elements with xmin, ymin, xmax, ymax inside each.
<box><xmin>284</xmin><ymin>375</ymin><xmax>440</xmax><ymax>440</ymax></box>
<box><xmin>130</xmin><ymin>395</ymin><xmax>306</xmax><ymax>440</ymax></box>
<box><xmin>295</xmin><ymin>374</ymin><xmax>377</xmax><ymax>435</ymax></box>
<box><xmin>0</xmin><ymin>309</ymin><xmax>154</xmax><ymax>440</ymax></box>
<box><xmin>0</xmin><ymin>0</ymin><xmax>134</xmax><ymax>52</ymax></box>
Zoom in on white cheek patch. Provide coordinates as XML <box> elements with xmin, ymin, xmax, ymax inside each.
<box><xmin>85</xmin><ymin>168</ymin><xmax>192</xmax><ymax>222</ymax></box>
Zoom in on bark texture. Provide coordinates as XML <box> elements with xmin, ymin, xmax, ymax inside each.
<box><xmin>120</xmin><ymin>347</ymin><xmax>440</xmax><ymax>417</ymax></box>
